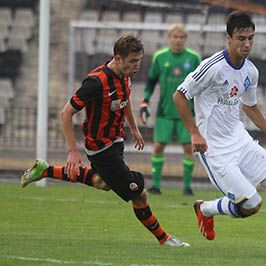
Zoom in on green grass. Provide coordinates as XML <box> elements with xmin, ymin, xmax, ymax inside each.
<box><xmin>0</xmin><ymin>182</ymin><xmax>265</xmax><ymax>266</ymax></box>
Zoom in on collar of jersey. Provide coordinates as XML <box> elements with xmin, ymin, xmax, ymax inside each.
<box><xmin>223</xmin><ymin>49</ymin><xmax>245</xmax><ymax>70</ymax></box>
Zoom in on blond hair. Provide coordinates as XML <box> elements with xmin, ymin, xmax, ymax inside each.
<box><xmin>168</xmin><ymin>23</ymin><xmax>187</xmax><ymax>37</ymax></box>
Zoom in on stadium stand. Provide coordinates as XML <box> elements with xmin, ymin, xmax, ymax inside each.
<box><xmin>1</xmin><ymin>0</ymin><xmax>266</xmax><ymax>151</ymax></box>
<box><xmin>0</xmin><ymin>0</ymin><xmax>36</xmax><ymax>134</ymax></box>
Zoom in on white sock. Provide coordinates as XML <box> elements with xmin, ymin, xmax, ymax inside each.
<box><xmin>201</xmin><ymin>197</ymin><xmax>240</xmax><ymax>218</ymax></box>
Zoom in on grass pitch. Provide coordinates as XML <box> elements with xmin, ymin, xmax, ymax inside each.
<box><xmin>0</xmin><ymin>181</ymin><xmax>265</xmax><ymax>266</ymax></box>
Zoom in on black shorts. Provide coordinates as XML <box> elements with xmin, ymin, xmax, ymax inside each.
<box><xmin>87</xmin><ymin>142</ymin><xmax>145</xmax><ymax>202</ymax></box>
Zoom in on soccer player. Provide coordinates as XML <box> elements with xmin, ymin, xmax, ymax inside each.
<box><xmin>139</xmin><ymin>24</ymin><xmax>201</xmax><ymax>195</ymax></box>
<box><xmin>21</xmin><ymin>34</ymin><xmax>189</xmax><ymax>247</ymax></box>
<box><xmin>173</xmin><ymin>11</ymin><xmax>266</xmax><ymax>240</ymax></box>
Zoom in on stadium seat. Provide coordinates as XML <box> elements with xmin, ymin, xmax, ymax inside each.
<box><xmin>0</xmin><ymin>106</ymin><xmax>6</xmax><ymax>125</ymax></box>
<box><xmin>0</xmin><ymin>8</ymin><xmax>12</xmax><ymax>27</ymax></box>
<box><xmin>144</xmin><ymin>11</ymin><xmax>163</xmax><ymax>23</ymax></box>
<box><xmin>165</xmin><ymin>13</ymin><xmax>184</xmax><ymax>24</ymax></box>
<box><xmin>252</xmin><ymin>36</ymin><xmax>266</xmax><ymax>60</ymax></box>
<box><xmin>252</xmin><ymin>14</ymin><xmax>266</xmax><ymax>26</ymax></box>
<box><xmin>80</xmin><ymin>10</ymin><xmax>100</xmax><ymax>21</ymax></box>
<box><xmin>14</xmin><ymin>8</ymin><xmax>34</xmax><ymax>27</ymax></box>
<box><xmin>75</xmin><ymin>28</ymin><xmax>96</xmax><ymax>55</ymax></box>
<box><xmin>186</xmin><ymin>13</ymin><xmax>206</xmax><ymax>25</ymax></box>
<box><xmin>7</xmin><ymin>35</ymin><xmax>28</xmax><ymax>52</ymax></box>
<box><xmin>119</xmin><ymin>29</ymin><xmax>140</xmax><ymax>36</ymax></box>
<box><xmin>187</xmin><ymin>31</ymin><xmax>202</xmax><ymax>53</ymax></box>
<box><xmin>10</xmin><ymin>24</ymin><xmax>32</xmax><ymax>40</ymax></box>
<box><xmin>0</xmin><ymin>37</ymin><xmax>7</xmax><ymax>52</ymax></box>
<box><xmin>0</xmin><ymin>49</ymin><xmax>22</xmax><ymax>80</ymax></box>
<box><xmin>0</xmin><ymin>78</ymin><xmax>14</xmax><ymax>99</ymax></box>
<box><xmin>207</xmin><ymin>13</ymin><xmax>226</xmax><ymax>25</ymax></box>
<box><xmin>141</xmin><ymin>30</ymin><xmax>161</xmax><ymax>55</ymax></box>
<box><xmin>203</xmin><ymin>32</ymin><xmax>226</xmax><ymax>56</ymax></box>
<box><xmin>101</xmin><ymin>10</ymin><xmax>120</xmax><ymax>22</ymax></box>
<box><xmin>95</xmin><ymin>29</ymin><xmax>118</xmax><ymax>54</ymax></box>
<box><xmin>122</xmin><ymin>11</ymin><xmax>142</xmax><ymax>22</ymax></box>
<box><xmin>0</xmin><ymin>23</ymin><xmax>10</xmax><ymax>39</ymax></box>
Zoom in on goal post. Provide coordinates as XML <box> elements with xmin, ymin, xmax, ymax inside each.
<box><xmin>67</xmin><ymin>15</ymin><xmax>266</xmax><ymax>180</ymax></box>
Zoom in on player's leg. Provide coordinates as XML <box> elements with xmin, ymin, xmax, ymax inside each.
<box><xmin>176</xmin><ymin>119</ymin><xmax>195</xmax><ymax>195</ymax></box>
<box><xmin>149</xmin><ymin>117</ymin><xmax>173</xmax><ymax>194</ymax></box>
<box><xmin>20</xmin><ymin>159</ymin><xmax>110</xmax><ymax>190</ymax></box>
<box><xmin>88</xmin><ymin>142</ymin><xmax>189</xmax><ymax>247</ymax></box>
<box><xmin>132</xmin><ymin>187</ymin><xmax>189</xmax><ymax>247</ymax></box>
<box><xmin>149</xmin><ymin>142</ymin><xmax>165</xmax><ymax>194</ymax></box>
<box><xmin>194</xmin><ymin>152</ymin><xmax>261</xmax><ymax>240</ymax></box>
<box><xmin>182</xmin><ymin>143</ymin><xmax>195</xmax><ymax>195</ymax></box>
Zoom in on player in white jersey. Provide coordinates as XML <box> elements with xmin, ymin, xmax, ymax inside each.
<box><xmin>173</xmin><ymin>11</ymin><xmax>266</xmax><ymax>241</ymax></box>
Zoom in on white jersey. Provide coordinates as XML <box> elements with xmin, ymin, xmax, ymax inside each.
<box><xmin>177</xmin><ymin>49</ymin><xmax>259</xmax><ymax>155</ymax></box>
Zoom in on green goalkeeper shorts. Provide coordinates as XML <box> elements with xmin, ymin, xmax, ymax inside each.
<box><xmin>153</xmin><ymin>117</ymin><xmax>191</xmax><ymax>144</ymax></box>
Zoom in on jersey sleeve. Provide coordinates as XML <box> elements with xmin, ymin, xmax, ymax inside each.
<box><xmin>70</xmin><ymin>76</ymin><xmax>102</xmax><ymax>110</ymax></box>
<box><xmin>240</xmin><ymin>67</ymin><xmax>258</xmax><ymax>106</ymax></box>
<box><xmin>143</xmin><ymin>54</ymin><xmax>160</xmax><ymax>101</ymax></box>
<box><xmin>148</xmin><ymin>53</ymin><xmax>160</xmax><ymax>80</ymax></box>
<box><xmin>176</xmin><ymin>59</ymin><xmax>212</xmax><ymax>100</ymax></box>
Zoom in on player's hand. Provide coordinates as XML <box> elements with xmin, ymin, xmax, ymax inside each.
<box><xmin>65</xmin><ymin>149</ymin><xmax>85</xmax><ymax>180</ymax></box>
<box><xmin>131</xmin><ymin>128</ymin><xmax>145</xmax><ymax>151</ymax></box>
<box><xmin>191</xmin><ymin>132</ymin><xmax>208</xmax><ymax>153</ymax></box>
<box><xmin>139</xmin><ymin>99</ymin><xmax>150</xmax><ymax>124</ymax></box>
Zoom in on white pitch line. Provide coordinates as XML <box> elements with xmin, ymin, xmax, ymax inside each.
<box><xmin>3</xmin><ymin>255</ymin><xmax>164</xmax><ymax>266</ymax></box>
<box><xmin>16</xmin><ymin>195</ymin><xmax>186</xmax><ymax>209</ymax></box>
<box><xmin>130</xmin><ymin>264</ymin><xmax>163</xmax><ymax>266</ymax></box>
<box><xmin>2</xmin><ymin>255</ymin><xmax>112</xmax><ymax>265</ymax></box>
<box><xmin>17</xmin><ymin>195</ymin><xmax>120</xmax><ymax>205</ymax></box>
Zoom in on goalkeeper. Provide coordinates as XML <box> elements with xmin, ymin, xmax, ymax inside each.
<box><xmin>139</xmin><ymin>24</ymin><xmax>201</xmax><ymax>195</ymax></box>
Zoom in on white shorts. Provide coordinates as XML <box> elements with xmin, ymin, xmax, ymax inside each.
<box><xmin>199</xmin><ymin>139</ymin><xmax>266</xmax><ymax>204</ymax></box>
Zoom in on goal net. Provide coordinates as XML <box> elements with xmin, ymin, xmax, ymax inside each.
<box><xmin>67</xmin><ymin>12</ymin><xmax>266</xmax><ymax>182</ymax></box>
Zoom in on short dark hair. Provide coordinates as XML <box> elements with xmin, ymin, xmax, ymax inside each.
<box><xmin>226</xmin><ymin>11</ymin><xmax>255</xmax><ymax>37</ymax></box>
<box><xmin>113</xmin><ymin>34</ymin><xmax>143</xmax><ymax>59</ymax></box>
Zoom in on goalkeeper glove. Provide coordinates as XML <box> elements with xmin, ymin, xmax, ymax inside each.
<box><xmin>139</xmin><ymin>98</ymin><xmax>150</xmax><ymax>124</ymax></box>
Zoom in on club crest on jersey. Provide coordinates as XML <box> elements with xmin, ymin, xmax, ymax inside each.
<box><xmin>244</xmin><ymin>76</ymin><xmax>251</xmax><ymax>91</ymax></box>
<box><xmin>183</xmin><ymin>60</ymin><xmax>191</xmax><ymax>70</ymax></box>
<box><xmin>173</xmin><ymin>67</ymin><xmax>180</xmax><ymax>76</ymax></box>
<box><xmin>230</xmin><ymin>86</ymin><xmax>239</xmax><ymax>97</ymax></box>
<box><xmin>110</xmin><ymin>99</ymin><xmax>128</xmax><ymax>111</ymax></box>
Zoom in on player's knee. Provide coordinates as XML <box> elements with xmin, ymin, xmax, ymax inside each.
<box><xmin>132</xmin><ymin>189</ymin><xmax>147</xmax><ymax>206</ymax></box>
<box><xmin>238</xmin><ymin>193</ymin><xmax>262</xmax><ymax>217</ymax></box>
<box><xmin>238</xmin><ymin>202</ymin><xmax>262</xmax><ymax>217</ymax></box>
<box><xmin>129</xmin><ymin>171</ymin><xmax>145</xmax><ymax>192</ymax></box>
<box><xmin>93</xmin><ymin>174</ymin><xmax>111</xmax><ymax>191</ymax></box>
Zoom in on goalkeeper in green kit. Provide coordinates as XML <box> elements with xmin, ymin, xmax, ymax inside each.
<box><xmin>139</xmin><ymin>24</ymin><xmax>201</xmax><ymax>195</ymax></box>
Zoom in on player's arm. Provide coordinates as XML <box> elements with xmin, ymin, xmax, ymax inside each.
<box><xmin>126</xmin><ymin>96</ymin><xmax>144</xmax><ymax>150</ymax></box>
<box><xmin>139</xmin><ymin>55</ymin><xmax>159</xmax><ymax>124</ymax></box>
<box><xmin>173</xmin><ymin>90</ymin><xmax>207</xmax><ymax>153</ymax></box>
<box><xmin>60</xmin><ymin>102</ymin><xmax>85</xmax><ymax>178</ymax></box>
<box><xmin>61</xmin><ymin>77</ymin><xmax>101</xmax><ymax>178</ymax></box>
<box><xmin>242</xmin><ymin>103</ymin><xmax>266</xmax><ymax>133</ymax></box>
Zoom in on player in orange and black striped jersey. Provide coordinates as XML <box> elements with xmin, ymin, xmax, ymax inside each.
<box><xmin>22</xmin><ymin>35</ymin><xmax>189</xmax><ymax>247</ymax></box>
<box><xmin>70</xmin><ymin>61</ymin><xmax>132</xmax><ymax>152</ymax></box>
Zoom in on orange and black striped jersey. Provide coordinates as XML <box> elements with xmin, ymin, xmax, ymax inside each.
<box><xmin>70</xmin><ymin>62</ymin><xmax>131</xmax><ymax>151</ymax></box>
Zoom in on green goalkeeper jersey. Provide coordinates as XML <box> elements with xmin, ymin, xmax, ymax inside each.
<box><xmin>144</xmin><ymin>47</ymin><xmax>201</xmax><ymax>119</ymax></box>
